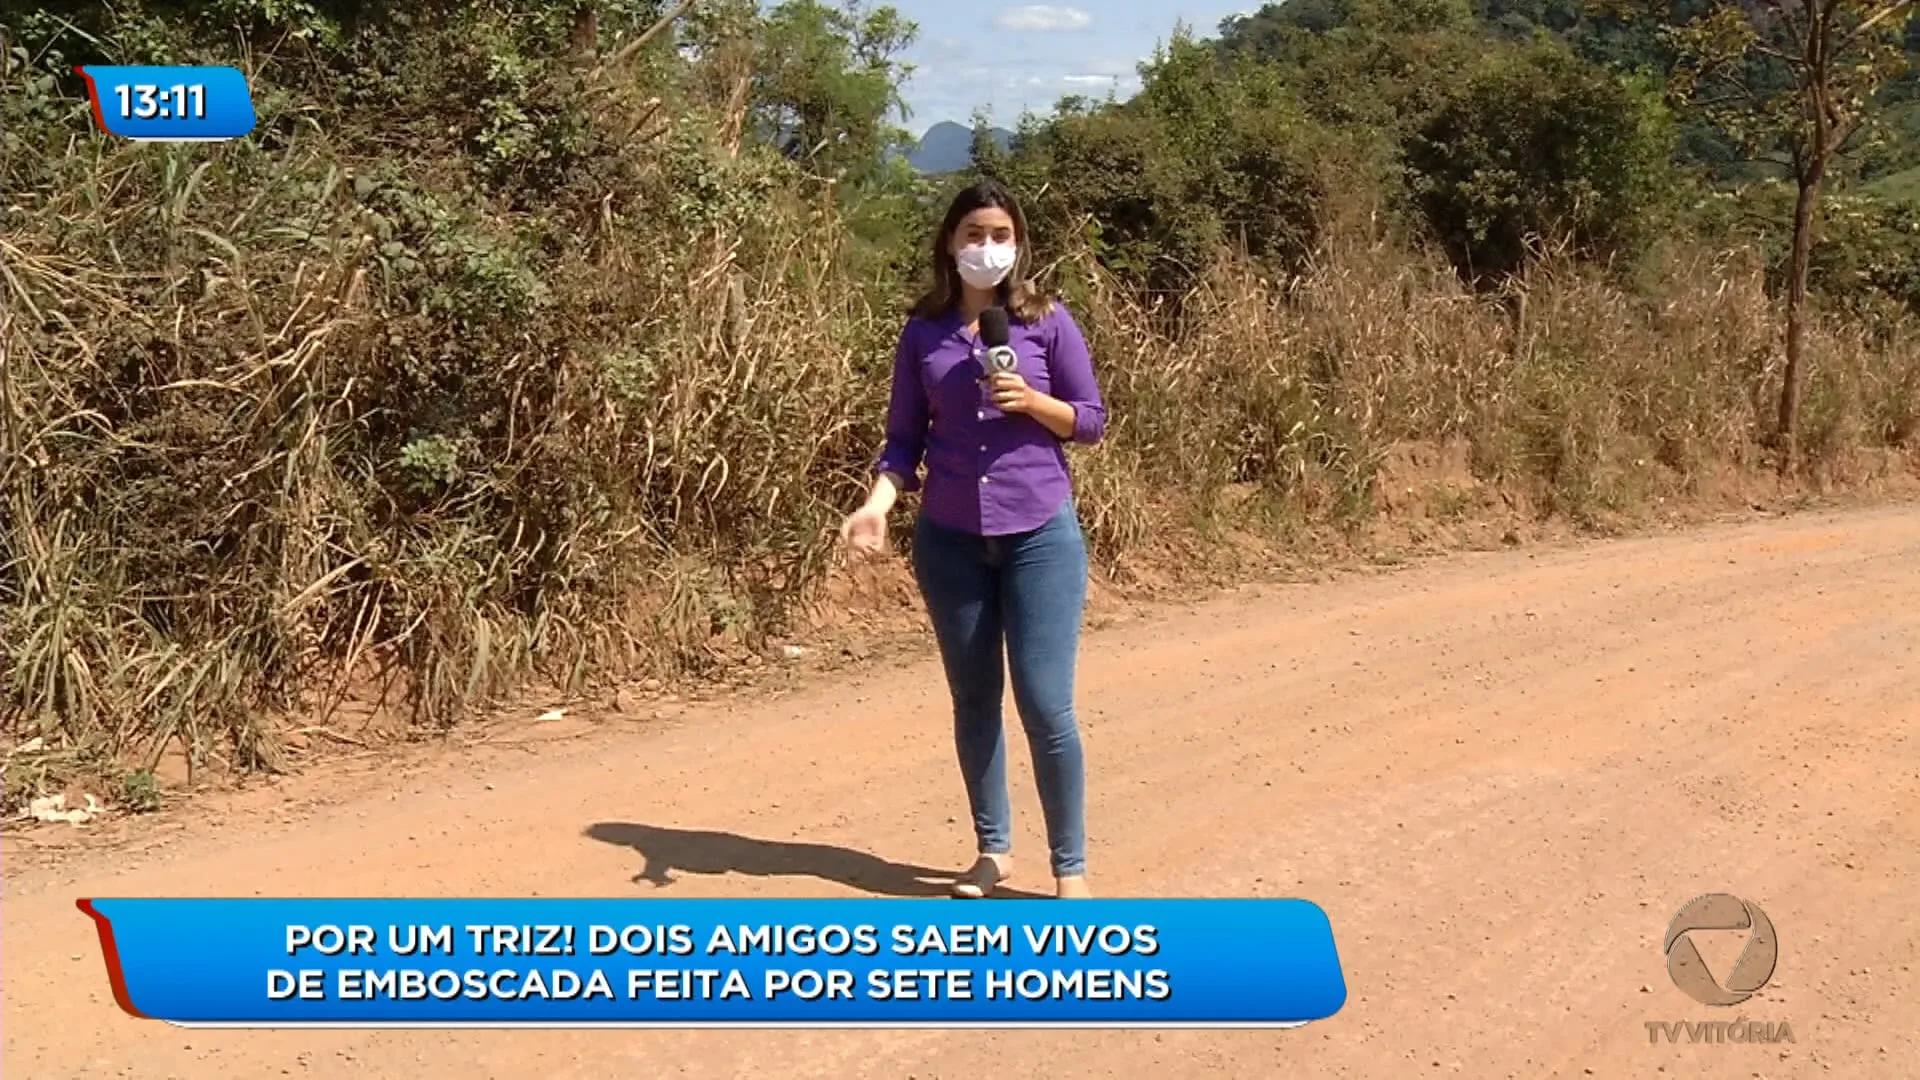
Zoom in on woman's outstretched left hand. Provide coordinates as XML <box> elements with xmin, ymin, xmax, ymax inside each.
<box><xmin>839</xmin><ymin>504</ymin><xmax>888</xmax><ymax>557</ymax></box>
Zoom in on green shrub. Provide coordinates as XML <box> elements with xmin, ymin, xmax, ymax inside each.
<box><xmin>988</xmin><ymin>33</ymin><xmax>1331</xmax><ymax>304</ymax></box>
<box><xmin>1404</xmin><ymin>41</ymin><xmax>1678</xmax><ymax>282</ymax></box>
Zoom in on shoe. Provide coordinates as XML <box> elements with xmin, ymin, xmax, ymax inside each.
<box><xmin>951</xmin><ymin>855</ymin><xmax>1010</xmax><ymax>899</ymax></box>
<box><xmin>1054</xmin><ymin>875</ymin><xmax>1092</xmax><ymax>899</ymax></box>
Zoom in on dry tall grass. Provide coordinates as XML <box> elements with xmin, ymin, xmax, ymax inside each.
<box><xmin>4</xmin><ymin>65</ymin><xmax>1917</xmax><ymax>809</ymax></box>
<box><xmin>1067</xmin><ymin>226</ymin><xmax>1920</xmax><ymax>561</ymax></box>
<box><xmin>1</xmin><ymin>115</ymin><xmax>897</xmax><ymax>798</ymax></box>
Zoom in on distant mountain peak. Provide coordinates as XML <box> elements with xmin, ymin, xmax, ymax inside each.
<box><xmin>907</xmin><ymin>121</ymin><xmax>1014</xmax><ymax>174</ymax></box>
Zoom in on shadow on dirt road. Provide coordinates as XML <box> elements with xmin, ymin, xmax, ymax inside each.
<box><xmin>583</xmin><ymin>822</ymin><xmax>1047</xmax><ymax>899</ymax></box>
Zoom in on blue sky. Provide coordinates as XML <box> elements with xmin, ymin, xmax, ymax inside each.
<box><xmin>888</xmin><ymin>3</ymin><xmax>1261</xmax><ymax>132</ymax></box>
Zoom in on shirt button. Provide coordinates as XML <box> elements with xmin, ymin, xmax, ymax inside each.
<box><xmin>979</xmin><ymin>444</ymin><xmax>987</xmax><ymax>452</ymax></box>
<box><xmin>980</xmin><ymin>476</ymin><xmax>990</xmax><ymax>485</ymax></box>
<box><xmin>977</xmin><ymin>410</ymin><xmax>986</xmax><ymax>420</ymax></box>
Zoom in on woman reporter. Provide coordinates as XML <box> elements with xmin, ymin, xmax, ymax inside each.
<box><xmin>839</xmin><ymin>179</ymin><xmax>1107</xmax><ymax>900</ymax></box>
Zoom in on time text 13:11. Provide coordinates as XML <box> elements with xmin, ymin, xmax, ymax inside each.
<box><xmin>116</xmin><ymin>83</ymin><xmax>207</xmax><ymax>120</ymax></box>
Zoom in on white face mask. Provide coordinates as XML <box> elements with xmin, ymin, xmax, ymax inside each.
<box><xmin>954</xmin><ymin>241</ymin><xmax>1018</xmax><ymax>289</ymax></box>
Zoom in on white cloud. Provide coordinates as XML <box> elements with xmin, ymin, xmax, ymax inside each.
<box><xmin>1076</xmin><ymin>57</ymin><xmax>1137</xmax><ymax>78</ymax></box>
<box><xmin>1061</xmin><ymin>74</ymin><xmax>1118</xmax><ymax>87</ymax></box>
<box><xmin>994</xmin><ymin>5</ymin><xmax>1094</xmax><ymax>32</ymax></box>
<box><xmin>911</xmin><ymin>62</ymin><xmax>993</xmax><ymax>86</ymax></box>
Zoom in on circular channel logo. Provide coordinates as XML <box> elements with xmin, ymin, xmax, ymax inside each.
<box><xmin>1663</xmin><ymin>893</ymin><xmax>1778</xmax><ymax>1006</ymax></box>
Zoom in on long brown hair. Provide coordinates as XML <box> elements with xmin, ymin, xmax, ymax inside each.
<box><xmin>910</xmin><ymin>179</ymin><xmax>1054</xmax><ymax>323</ymax></box>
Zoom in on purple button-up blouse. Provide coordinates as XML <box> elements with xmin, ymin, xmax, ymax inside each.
<box><xmin>875</xmin><ymin>301</ymin><xmax>1107</xmax><ymax>537</ymax></box>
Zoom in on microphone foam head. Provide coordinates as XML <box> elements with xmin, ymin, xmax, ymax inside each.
<box><xmin>979</xmin><ymin>307</ymin><xmax>1010</xmax><ymax>348</ymax></box>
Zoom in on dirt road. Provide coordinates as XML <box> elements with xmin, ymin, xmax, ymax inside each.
<box><xmin>6</xmin><ymin>505</ymin><xmax>1920</xmax><ymax>1079</ymax></box>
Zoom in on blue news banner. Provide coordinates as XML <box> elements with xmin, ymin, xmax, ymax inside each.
<box><xmin>79</xmin><ymin>899</ymin><xmax>1346</xmax><ymax>1027</ymax></box>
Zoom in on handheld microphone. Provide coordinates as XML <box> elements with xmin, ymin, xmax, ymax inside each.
<box><xmin>978</xmin><ymin>307</ymin><xmax>1018</xmax><ymax>420</ymax></box>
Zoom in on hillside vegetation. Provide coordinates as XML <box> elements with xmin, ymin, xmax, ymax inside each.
<box><xmin>3</xmin><ymin>0</ymin><xmax>1919</xmax><ymax>811</ymax></box>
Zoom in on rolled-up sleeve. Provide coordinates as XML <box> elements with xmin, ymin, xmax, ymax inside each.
<box><xmin>875</xmin><ymin>321</ymin><xmax>927</xmax><ymax>491</ymax></box>
<box><xmin>1048</xmin><ymin>304</ymin><xmax>1106</xmax><ymax>445</ymax></box>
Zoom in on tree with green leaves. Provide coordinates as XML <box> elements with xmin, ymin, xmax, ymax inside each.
<box><xmin>750</xmin><ymin>0</ymin><xmax>917</xmax><ymax>188</ymax></box>
<box><xmin>980</xmin><ymin>29</ymin><xmax>1330</xmax><ymax>301</ymax></box>
<box><xmin>1604</xmin><ymin>0</ymin><xmax>1916</xmax><ymax>467</ymax></box>
<box><xmin>1405</xmin><ymin>40</ymin><xmax>1677</xmax><ymax>282</ymax></box>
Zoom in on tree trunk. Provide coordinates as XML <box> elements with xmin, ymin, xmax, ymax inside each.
<box><xmin>570</xmin><ymin>6</ymin><xmax>599</xmax><ymax>59</ymax></box>
<box><xmin>1778</xmin><ymin>162</ymin><xmax>1825</xmax><ymax>476</ymax></box>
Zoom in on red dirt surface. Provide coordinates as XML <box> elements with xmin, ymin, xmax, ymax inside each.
<box><xmin>5</xmin><ymin>504</ymin><xmax>1919</xmax><ymax>1078</ymax></box>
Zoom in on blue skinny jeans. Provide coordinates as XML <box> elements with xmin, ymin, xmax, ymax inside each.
<box><xmin>910</xmin><ymin>502</ymin><xmax>1089</xmax><ymax>878</ymax></box>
